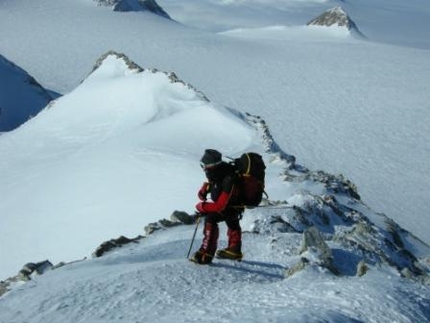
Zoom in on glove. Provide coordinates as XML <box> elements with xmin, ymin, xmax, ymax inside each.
<box><xmin>198</xmin><ymin>182</ymin><xmax>209</xmax><ymax>201</ymax></box>
<box><xmin>195</xmin><ymin>202</ymin><xmax>207</xmax><ymax>213</ymax></box>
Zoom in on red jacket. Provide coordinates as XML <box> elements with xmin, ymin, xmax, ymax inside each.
<box><xmin>196</xmin><ymin>175</ymin><xmax>240</xmax><ymax>213</ymax></box>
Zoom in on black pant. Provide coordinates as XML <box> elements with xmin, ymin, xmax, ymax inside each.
<box><xmin>205</xmin><ymin>210</ymin><xmax>241</xmax><ymax>231</ymax></box>
<box><xmin>201</xmin><ymin>210</ymin><xmax>242</xmax><ymax>254</ymax></box>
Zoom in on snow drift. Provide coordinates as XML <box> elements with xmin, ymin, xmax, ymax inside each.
<box><xmin>0</xmin><ymin>51</ymin><xmax>260</xmax><ymax>280</ymax></box>
<box><xmin>0</xmin><ymin>52</ymin><xmax>429</xmax><ymax>323</ymax></box>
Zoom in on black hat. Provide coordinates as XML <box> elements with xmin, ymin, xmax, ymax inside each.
<box><xmin>200</xmin><ymin>149</ymin><xmax>222</xmax><ymax>169</ymax></box>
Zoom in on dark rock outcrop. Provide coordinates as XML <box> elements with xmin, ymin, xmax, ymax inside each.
<box><xmin>0</xmin><ymin>260</ymin><xmax>54</xmax><ymax>297</ymax></box>
<box><xmin>94</xmin><ymin>0</ymin><xmax>170</xmax><ymax>19</ymax></box>
<box><xmin>307</xmin><ymin>6</ymin><xmax>364</xmax><ymax>37</ymax></box>
<box><xmin>92</xmin><ymin>235</ymin><xmax>143</xmax><ymax>258</ymax></box>
<box><xmin>0</xmin><ymin>54</ymin><xmax>55</xmax><ymax>131</ymax></box>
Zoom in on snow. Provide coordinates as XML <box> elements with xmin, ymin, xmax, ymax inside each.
<box><xmin>1</xmin><ymin>0</ymin><xmax>428</xmax><ymax>252</ymax></box>
<box><xmin>0</xmin><ymin>0</ymin><xmax>429</xmax><ymax>321</ymax></box>
<box><xmin>0</xmin><ymin>224</ymin><xmax>429</xmax><ymax>323</ymax></box>
<box><xmin>0</xmin><ymin>54</ymin><xmax>258</xmax><ymax>280</ymax></box>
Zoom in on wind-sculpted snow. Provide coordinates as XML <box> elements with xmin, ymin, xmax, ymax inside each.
<box><xmin>0</xmin><ymin>51</ymin><xmax>257</xmax><ymax>280</ymax></box>
<box><xmin>1</xmin><ymin>0</ymin><xmax>429</xmax><ymax>253</ymax></box>
<box><xmin>1</xmin><ymin>201</ymin><xmax>429</xmax><ymax>322</ymax></box>
<box><xmin>0</xmin><ymin>52</ymin><xmax>429</xmax><ymax>322</ymax></box>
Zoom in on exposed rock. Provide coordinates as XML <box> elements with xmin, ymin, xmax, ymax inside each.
<box><xmin>144</xmin><ymin>222</ymin><xmax>163</xmax><ymax>235</ymax></box>
<box><xmin>356</xmin><ymin>260</ymin><xmax>368</xmax><ymax>277</ymax></box>
<box><xmin>20</xmin><ymin>260</ymin><xmax>53</xmax><ymax>278</ymax></box>
<box><xmin>144</xmin><ymin>217</ymin><xmax>182</xmax><ymax>236</ymax></box>
<box><xmin>92</xmin><ymin>235</ymin><xmax>143</xmax><ymax>258</ymax></box>
<box><xmin>300</xmin><ymin>226</ymin><xmax>336</xmax><ymax>272</ymax></box>
<box><xmin>308</xmin><ymin>171</ymin><xmax>361</xmax><ymax>200</ymax></box>
<box><xmin>284</xmin><ymin>227</ymin><xmax>340</xmax><ymax>278</ymax></box>
<box><xmin>281</xmin><ymin>168</ymin><xmax>361</xmax><ymax>201</ymax></box>
<box><xmin>94</xmin><ymin>0</ymin><xmax>170</xmax><ymax>18</ymax></box>
<box><xmin>240</xmin><ymin>108</ymin><xmax>428</xmax><ymax>282</ymax></box>
<box><xmin>0</xmin><ymin>54</ymin><xmax>55</xmax><ymax>131</ymax></box>
<box><xmin>334</xmin><ymin>218</ymin><xmax>425</xmax><ymax>277</ymax></box>
<box><xmin>0</xmin><ymin>283</ymin><xmax>8</xmax><ymax>297</ymax></box>
<box><xmin>250</xmin><ymin>213</ymin><xmax>299</xmax><ymax>235</ymax></box>
<box><xmin>90</xmin><ymin>50</ymin><xmax>144</xmax><ymax>75</ymax></box>
<box><xmin>284</xmin><ymin>257</ymin><xmax>309</xmax><ymax>278</ymax></box>
<box><xmin>385</xmin><ymin>218</ymin><xmax>405</xmax><ymax>249</ymax></box>
<box><xmin>0</xmin><ymin>260</ymin><xmax>54</xmax><ymax>297</ymax></box>
<box><xmin>308</xmin><ymin>6</ymin><xmax>355</xmax><ymax>29</ymax></box>
<box><xmin>139</xmin><ymin>0</ymin><xmax>170</xmax><ymax>19</ymax></box>
<box><xmin>86</xmin><ymin>51</ymin><xmax>210</xmax><ymax>102</ymax></box>
<box><xmin>244</xmin><ymin>113</ymin><xmax>297</xmax><ymax>170</ymax></box>
<box><xmin>307</xmin><ymin>6</ymin><xmax>364</xmax><ymax>37</ymax></box>
<box><xmin>170</xmin><ymin>210</ymin><xmax>196</xmax><ymax>225</ymax></box>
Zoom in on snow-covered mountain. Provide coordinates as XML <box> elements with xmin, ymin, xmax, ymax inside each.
<box><xmin>0</xmin><ymin>54</ymin><xmax>54</xmax><ymax>131</ymax></box>
<box><xmin>1</xmin><ymin>0</ymin><xmax>429</xmax><ymax>254</ymax></box>
<box><xmin>0</xmin><ymin>51</ymin><xmax>262</xmax><ymax>281</ymax></box>
<box><xmin>0</xmin><ymin>0</ymin><xmax>429</xmax><ymax>321</ymax></box>
<box><xmin>0</xmin><ymin>52</ymin><xmax>429</xmax><ymax>323</ymax></box>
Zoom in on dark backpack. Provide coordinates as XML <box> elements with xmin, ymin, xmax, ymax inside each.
<box><xmin>232</xmin><ymin>152</ymin><xmax>267</xmax><ymax>207</ymax></box>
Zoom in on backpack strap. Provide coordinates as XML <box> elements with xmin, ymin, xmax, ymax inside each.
<box><xmin>244</xmin><ymin>153</ymin><xmax>252</xmax><ymax>176</ymax></box>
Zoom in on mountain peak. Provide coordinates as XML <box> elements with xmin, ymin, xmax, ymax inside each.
<box><xmin>87</xmin><ymin>51</ymin><xmax>208</xmax><ymax>100</ymax></box>
<box><xmin>307</xmin><ymin>6</ymin><xmax>364</xmax><ymax>36</ymax></box>
<box><xmin>89</xmin><ymin>50</ymin><xmax>144</xmax><ymax>77</ymax></box>
<box><xmin>94</xmin><ymin>0</ymin><xmax>171</xmax><ymax>19</ymax></box>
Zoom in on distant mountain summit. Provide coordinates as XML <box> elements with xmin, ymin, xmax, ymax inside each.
<box><xmin>0</xmin><ymin>54</ymin><xmax>54</xmax><ymax>131</ymax></box>
<box><xmin>94</xmin><ymin>0</ymin><xmax>171</xmax><ymax>19</ymax></box>
<box><xmin>307</xmin><ymin>6</ymin><xmax>364</xmax><ymax>37</ymax></box>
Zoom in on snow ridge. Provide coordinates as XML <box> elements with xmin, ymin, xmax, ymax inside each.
<box><xmin>88</xmin><ymin>51</ymin><xmax>209</xmax><ymax>101</ymax></box>
<box><xmin>0</xmin><ymin>53</ymin><xmax>429</xmax><ymax>322</ymax></box>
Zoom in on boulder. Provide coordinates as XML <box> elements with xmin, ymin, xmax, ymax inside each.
<box><xmin>92</xmin><ymin>235</ymin><xmax>142</xmax><ymax>258</ymax></box>
<box><xmin>356</xmin><ymin>260</ymin><xmax>368</xmax><ymax>277</ymax></box>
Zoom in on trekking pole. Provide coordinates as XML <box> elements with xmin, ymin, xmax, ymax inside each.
<box><xmin>187</xmin><ymin>213</ymin><xmax>201</xmax><ymax>259</ymax></box>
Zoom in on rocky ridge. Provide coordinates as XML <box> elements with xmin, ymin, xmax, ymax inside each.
<box><xmin>1</xmin><ymin>52</ymin><xmax>428</xmax><ymax>297</ymax></box>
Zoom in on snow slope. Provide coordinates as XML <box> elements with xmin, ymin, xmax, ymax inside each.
<box><xmin>0</xmin><ymin>0</ymin><xmax>429</xmax><ymax>251</ymax></box>
<box><xmin>1</xmin><ymin>52</ymin><xmax>429</xmax><ymax>323</ymax></box>
<box><xmin>0</xmin><ymin>54</ymin><xmax>53</xmax><ymax>131</ymax></box>
<box><xmin>0</xmin><ymin>52</ymin><xmax>265</xmax><ymax>279</ymax></box>
<box><xmin>158</xmin><ymin>0</ymin><xmax>430</xmax><ymax>49</ymax></box>
<box><xmin>0</xmin><ymin>209</ymin><xmax>429</xmax><ymax>323</ymax></box>
<box><xmin>0</xmin><ymin>10</ymin><xmax>429</xmax><ymax>319</ymax></box>
<box><xmin>0</xmin><ymin>0</ymin><xmax>429</xmax><ymax>286</ymax></box>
